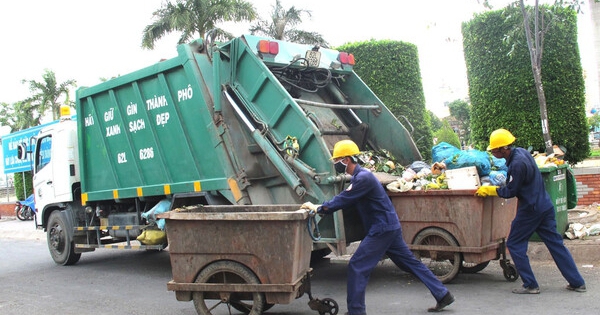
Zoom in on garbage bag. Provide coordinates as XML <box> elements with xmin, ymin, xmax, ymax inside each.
<box><xmin>491</xmin><ymin>156</ymin><xmax>507</xmax><ymax>171</ymax></box>
<box><xmin>387</xmin><ymin>179</ymin><xmax>414</xmax><ymax>192</ymax></box>
<box><xmin>408</xmin><ymin>161</ymin><xmax>430</xmax><ymax>173</ymax></box>
<box><xmin>141</xmin><ymin>199</ymin><xmax>172</xmax><ymax>230</ymax></box>
<box><xmin>432</xmin><ymin>142</ymin><xmax>460</xmax><ymax>164</ymax></box>
<box><xmin>136</xmin><ymin>229</ymin><xmax>167</xmax><ymax>245</ymax></box>
<box><xmin>488</xmin><ymin>170</ymin><xmax>507</xmax><ymax>186</ymax></box>
<box><xmin>443</xmin><ymin>150</ymin><xmax>492</xmax><ymax>176</ymax></box>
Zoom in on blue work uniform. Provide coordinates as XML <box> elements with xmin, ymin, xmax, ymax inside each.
<box><xmin>497</xmin><ymin>147</ymin><xmax>585</xmax><ymax>289</ymax></box>
<box><xmin>320</xmin><ymin>164</ymin><xmax>448</xmax><ymax>315</ymax></box>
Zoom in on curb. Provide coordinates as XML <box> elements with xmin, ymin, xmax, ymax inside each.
<box><xmin>528</xmin><ymin>238</ymin><xmax>600</xmax><ymax>264</ymax></box>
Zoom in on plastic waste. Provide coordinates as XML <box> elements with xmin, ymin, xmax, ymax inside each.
<box><xmin>141</xmin><ymin>199</ymin><xmax>172</xmax><ymax>230</ymax></box>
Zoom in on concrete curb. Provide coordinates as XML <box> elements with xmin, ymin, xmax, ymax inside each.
<box><xmin>528</xmin><ymin>238</ymin><xmax>600</xmax><ymax>264</ymax></box>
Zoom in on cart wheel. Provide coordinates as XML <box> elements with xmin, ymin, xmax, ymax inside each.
<box><xmin>502</xmin><ymin>262</ymin><xmax>519</xmax><ymax>282</ymax></box>
<box><xmin>413</xmin><ymin>228</ymin><xmax>460</xmax><ymax>283</ymax></box>
<box><xmin>318</xmin><ymin>298</ymin><xmax>339</xmax><ymax>315</ymax></box>
<box><xmin>460</xmin><ymin>261</ymin><xmax>490</xmax><ymax>274</ymax></box>
<box><xmin>193</xmin><ymin>261</ymin><xmax>266</xmax><ymax>315</ymax></box>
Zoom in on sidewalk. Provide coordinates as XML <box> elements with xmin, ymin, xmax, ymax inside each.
<box><xmin>0</xmin><ymin>216</ymin><xmax>45</xmax><ymax>241</ymax></box>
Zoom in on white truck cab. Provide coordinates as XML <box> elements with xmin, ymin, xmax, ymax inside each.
<box><xmin>30</xmin><ymin>107</ymin><xmax>80</xmax><ymax>228</ymax></box>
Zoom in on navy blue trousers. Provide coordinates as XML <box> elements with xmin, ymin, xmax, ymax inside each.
<box><xmin>507</xmin><ymin>206</ymin><xmax>585</xmax><ymax>289</ymax></box>
<box><xmin>346</xmin><ymin>228</ymin><xmax>448</xmax><ymax>315</ymax></box>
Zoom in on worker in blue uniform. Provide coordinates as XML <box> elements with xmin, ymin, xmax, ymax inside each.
<box><xmin>301</xmin><ymin>140</ymin><xmax>454</xmax><ymax>314</ymax></box>
<box><xmin>476</xmin><ymin>128</ymin><xmax>586</xmax><ymax>294</ymax></box>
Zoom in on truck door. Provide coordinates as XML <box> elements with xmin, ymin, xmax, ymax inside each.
<box><xmin>33</xmin><ymin>134</ymin><xmax>55</xmax><ymax>216</ymax></box>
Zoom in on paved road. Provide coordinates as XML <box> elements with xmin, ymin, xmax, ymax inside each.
<box><xmin>1</xmin><ymin>218</ymin><xmax>600</xmax><ymax>315</ymax></box>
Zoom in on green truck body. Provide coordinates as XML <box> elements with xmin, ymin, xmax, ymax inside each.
<box><xmin>29</xmin><ymin>34</ymin><xmax>421</xmax><ymax>265</ymax></box>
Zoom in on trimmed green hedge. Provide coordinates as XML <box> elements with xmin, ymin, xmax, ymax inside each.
<box><xmin>13</xmin><ymin>171</ymin><xmax>33</xmax><ymax>201</ymax></box>
<box><xmin>462</xmin><ymin>5</ymin><xmax>589</xmax><ymax>163</ymax></box>
<box><xmin>336</xmin><ymin>40</ymin><xmax>433</xmax><ymax>161</ymax></box>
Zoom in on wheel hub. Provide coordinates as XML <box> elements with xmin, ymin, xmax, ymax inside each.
<box><xmin>49</xmin><ymin>224</ymin><xmax>65</xmax><ymax>250</ymax></box>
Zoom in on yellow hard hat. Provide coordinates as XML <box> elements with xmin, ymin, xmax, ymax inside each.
<box><xmin>487</xmin><ymin>128</ymin><xmax>516</xmax><ymax>150</ymax></box>
<box><xmin>331</xmin><ymin>140</ymin><xmax>360</xmax><ymax>159</ymax></box>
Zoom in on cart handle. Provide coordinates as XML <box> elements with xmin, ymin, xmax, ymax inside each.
<box><xmin>307</xmin><ymin>214</ymin><xmax>321</xmax><ymax>241</ymax></box>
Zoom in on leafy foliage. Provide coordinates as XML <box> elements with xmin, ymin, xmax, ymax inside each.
<box><xmin>434</xmin><ymin>121</ymin><xmax>461</xmax><ymax>149</ymax></box>
<box><xmin>13</xmin><ymin>171</ymin><xmax>33</xmax><ymax>201</ymax></box>
<box><xmin>0</xmin><ymin>101</ymin><xmax>39</xmax><ymax>133</ymax></box>
<box><xmin>21</xmin><ymin>69</ymin><xmax>76</xmax><ymax>121</ymax></box>
<box><xmin>589</xmin><ymin>114</ymin><xmax>600</xmax><ymax>131</ymax></box>
<box><xmin>428</xmin><ymin>110</ymin><xmax>443</xmax><ymax>132</ymax></box>
<box><xmin>142</xmin><ymin>0</ymin><xmax>257</xmax><ymax>49</ymax></box>
<box><xmin>448</xmin><ymin>99</ymin><xmax>471</xmax><ymax>145</ymax></box>
<box><xmin>336</xmin><ymin>40</ymin><xmax>433</xmax><ymax>161</ymax></box>
<box><xmin>462</xmin><ymin>5</ymin><xmax>589</xmax><ymax>163</ymax></box>
<box><xmin>249</xmin><ymin>0</ymin><xmax>328</xmax><ymax>47</ymax></box>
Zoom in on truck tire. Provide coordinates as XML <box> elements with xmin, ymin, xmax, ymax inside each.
<box><xmin>412</xmin><ymin>227</ymin><xmax>460</xmax><ymax>283</ymax></box>
<box><xmin>47</xmin><ymin>211</ymin><xmax>81</xmax><ymax>265</ymax></box>
<box><xmin>193</xmin><ymin>260</ymin><xmax>266</xmax><ymax>315</ymax></box>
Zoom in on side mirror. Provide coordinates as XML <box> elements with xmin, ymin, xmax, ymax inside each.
<box><xmin>17</xmin><ymin>142</ymin><xmax>28</xmax><ymax>160</ymax></box>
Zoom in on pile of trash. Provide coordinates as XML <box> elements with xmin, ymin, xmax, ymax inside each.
<box><xmin>565</xmin><ymin>205</ymin><xmax>600</xmax><ymax>240</ymax></box>
<box><xmin>362</xmin><ymin>142</ymin><xmax>570</xmax><ymax>193</ymax></box>
<box><xmin>533</xmin><ymin>145</ymin><xmax>567</xmax><ymax>168</ymax></box>
<box><xmin>361</xmin><ymin>142</ymin><xmax>507</xmax><ymax>192</ymax></box>
<box><xmin>565</xmin><ymin>223</ymin><xmax>600</xmax><ymax>240</ymax></box>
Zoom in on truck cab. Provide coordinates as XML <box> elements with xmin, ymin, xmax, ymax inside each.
<box><xmin>31</xmin><ymin>109</ymin><xmax>80</xmax><ymax>229</ymax></box>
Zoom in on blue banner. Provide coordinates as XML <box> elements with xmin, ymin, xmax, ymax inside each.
<box><xmin>1</xmin><ymin>121</ymin><xmax>58</xmax><ymax>174</ymax></box>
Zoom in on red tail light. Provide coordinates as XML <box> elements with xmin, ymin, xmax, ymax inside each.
<box><xmin>338</xmin><ymin>52</ymin><xmax>355</xmax><ymax>65</ymax></box>
<box><xmin>258</xmin><ymin>40</ymin><xmax>279</xmax><ymax>55</ymax></box>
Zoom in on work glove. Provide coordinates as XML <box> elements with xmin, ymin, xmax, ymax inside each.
<box><xmin>301</xmin><ymin>202</ymin><xmax>321</xmax><ymax>217</ymax></box>
<box><xmin>475</xmin><ymin>185</ymin><xmax>499</xmax><ymax>197</ymax></box>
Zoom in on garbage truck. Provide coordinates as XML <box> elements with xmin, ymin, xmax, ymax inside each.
<box><xmin>17</xmin><ymin>33</ymin><xmax>422</xmax><ymax>265</ymax></box>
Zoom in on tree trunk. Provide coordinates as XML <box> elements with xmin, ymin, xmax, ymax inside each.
<box><xmin>520</xmin><ymin>0</ymin><xmax>554</xmax><ymax>155</ymax></box>
<box><xmin>531</xmin><ymin>64</ymin><xmax>554</xmax><ymax>154</ymax></box>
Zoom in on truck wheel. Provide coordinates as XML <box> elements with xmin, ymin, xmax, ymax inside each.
<box><xmin>47</xmin><ymin>211</ymin><xmax>81</xmax><ymax>265</ymax></box>
<box><xmin>193</xmin><ymin>261</ymin><xmax>266</xmax><ymax>315</ymax></box>
<box><xmin>413</xmin><ymin>228</ymin><xmax>460</xmax><ymax>283</ymax></box>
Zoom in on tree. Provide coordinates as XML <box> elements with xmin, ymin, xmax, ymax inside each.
<box><xmin>589</xmin><ymin>114</ymin><xmax>600</xmax><ymax>132</ymax></box>
<box><xmin>503</xmin><ymin>0</ymin><xmax>583</xmax><ymax>154</ymax></box>
<box><xmin>463</xmin><ymin>5</ymin><xmax>588</xmax><ymax>163</ymax></box>
<box><xmin>0</xmin><ymin>100</ymin><xmax>39</xmax><ymax>133</ymax></box>
<box><xmin>448</xmin><ymin>99</ymin><xmax>471</xmax><ymax>145</ymax></box>
<box><xmin>21</xmin><ymin>69</ymin><xmax>76</xmax><ymax>121</ymax></box>
<box><xmin>249</xmin><ymin>0</ymin><xmax>329</xmax><ymax>47</ymax></box>
<box><xmin>434</xmin><ymin>121</ymin><xmax>461</xmax><ymax>149</ymax></box>
<box><xmin>141</xmin><ymin>0</ymin><xmax>258</xmax><ymax>49</ymax></box>
<box><xmin>428</xmin><ymin>110</ymin><xmax>443</xmax><ymax>132</ymax></box>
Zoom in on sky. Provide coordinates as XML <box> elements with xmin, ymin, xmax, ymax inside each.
<box><xmin>0</xmin><ymin>0</ymin><xmax>597</xmax><ymax>127</ymax></box>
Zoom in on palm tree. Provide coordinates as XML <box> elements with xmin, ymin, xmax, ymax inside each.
<box><xmin>21</xmin><ymin>69</ymin><xmax>77</xmax><ymax>121</ymax></box>
<box><xmin>0</xmin><ymin>100</ymin><xmax>39</xmax><ymax>133</ymax></box>
<box><xmin>141</xmin><ymin>0</ymin><xmax>258</xmax><ymax>49</ymax></box>
<box><xmin>249</xmin><ymin>0</ymin><xmax>329</xmax><ymax>47</ymax></box>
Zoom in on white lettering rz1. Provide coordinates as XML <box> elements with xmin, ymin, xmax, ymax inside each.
<box><xmin>177</xmin><ymin>85</ymin><xmax>193</xmax><ymax>101</ymax></box>
<box><xmin>146</xmin><ymin>95</ymin><xmax>168</xmax><ymax>110</ymax></box>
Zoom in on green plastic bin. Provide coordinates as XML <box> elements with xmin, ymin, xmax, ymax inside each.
<box><xmin>530</xmin><ymin>164</ymin><xmax>575</xmax><ymax>241</ymax></box>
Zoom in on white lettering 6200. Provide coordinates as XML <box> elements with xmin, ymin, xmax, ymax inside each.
<box><xmin>139</xmin><ymin>147</ymin><xmax>154</xmax><ymax>160</ymax></box>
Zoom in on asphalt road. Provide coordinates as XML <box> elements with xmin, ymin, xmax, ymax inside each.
<box><xmin>1</xmin><ymin>221</ymin><xmax>599</xmax><ymax>315</ymax></box>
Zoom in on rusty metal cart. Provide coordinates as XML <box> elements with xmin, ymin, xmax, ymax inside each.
<box><xmin>387</xmin><ymin>190</ymin><xmax>519</xmax><ymax>283</ymax></box>
<box><xmin>158</xmin><ymin>205</ymin><xmax>338</xmax><ymax>315</ymax></box>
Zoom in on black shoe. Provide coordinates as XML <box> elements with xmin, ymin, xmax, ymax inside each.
<box><xmin>427</xmin><ymin>292</ymin><xmax>454</xmax><ymax>312</ymax></box>
<box><xmin>566</xmin><ymin>284</ymin><xmax>586</xmax><ymax>292</ymax></box>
